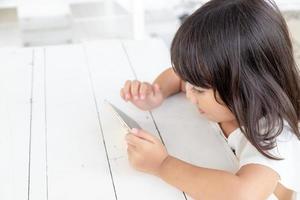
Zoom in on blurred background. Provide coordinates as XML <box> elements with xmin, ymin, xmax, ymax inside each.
<box><xmin>0</xmin><ymin>0</ymin><xmax>299</xmax><ymax>61</ymax></box>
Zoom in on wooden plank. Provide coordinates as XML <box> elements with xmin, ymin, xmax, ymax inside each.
<box><xmin>121</xmin><ymin>38</ymin><xmax>171</xmax><ymax>83</ymax></box>
<box><xmin>29</xmin><ymin>47</ymin><xmax>47</xmax><ymax>200</ymax></box>
<box><xmin>0</xmin><ymin>68</ymin><xmax>13</xmax><ymax>200</ymax></box>
<box><xmin>122</xmin><ymin>39</ymin><xmax>239</xmax><ymax>199</ymax></box>
<box><xmin>0</xmin><ymin>47</ymin><xmax>33</xmax><ymax>200</ymax></box>
<box><xmin>44</xmin><ymin>44</ymin><xmax>116</xmax><ymax>200</ymax></box>
<box><xmin>83</xmin><ymin>40</ymin><xmax>186</xmax><ymax>200</ymax></box>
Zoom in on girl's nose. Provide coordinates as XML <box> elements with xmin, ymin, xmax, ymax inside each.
<box><xmin>186</xmin><ymin>90</ymin><xmax>198</xmax><ymax>104</ymax></box>
<box><xmin>189</xmin><ymin>95</ymin><xmax>198</xmax><ymax>105</ymax></box>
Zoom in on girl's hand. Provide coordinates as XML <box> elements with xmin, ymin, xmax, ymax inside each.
<box><xmin>120</xmin><ymin>80</ymin><xmax>164</xmax><ymax>111</ymax></box>
<box><xmin>125</xmin><ymin>128</ymin><xmax>169</xmax><ymax>176</ymax></box>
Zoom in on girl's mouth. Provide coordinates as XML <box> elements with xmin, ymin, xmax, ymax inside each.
<box><xmin>198</xmin><ymin>108</ymin><xmax>205</xmax><ymax>114</ymax></box>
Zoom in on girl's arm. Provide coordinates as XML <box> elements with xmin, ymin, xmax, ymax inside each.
<box><xmin>126</xmin><ymin>130</ymin><xmax>280</xmax><ymax>200</ymax></box>
<box><xmin>158</xmin><ymin>156</ymin><xmax>279</xmax><ymax>200</ymax></box>
<box><xmin>153</xmin><ymin>67</ymin><xmax>186</xmax><ymax>99</ymax></box>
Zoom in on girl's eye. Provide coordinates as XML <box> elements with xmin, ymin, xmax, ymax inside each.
<box><xmin>192</xmin><ymin>87</ymin><xmax>204</xmax><ymax>94</ymax></box>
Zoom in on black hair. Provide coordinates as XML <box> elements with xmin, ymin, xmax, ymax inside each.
<box><xmin>171</xmin><ymin>0</ymin><xmax>300</xmax><ymax>160</ymax></box>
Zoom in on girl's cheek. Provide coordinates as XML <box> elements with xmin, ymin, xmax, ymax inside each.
<box><xmin>192</xmin><ymin>96</ymin><xmax>198</xmax><ymax>104</ymax></box>
<box><xmin>187</xmin><ymin>93</ymin><xmax>198</xmax><ymax>104</ymax></box>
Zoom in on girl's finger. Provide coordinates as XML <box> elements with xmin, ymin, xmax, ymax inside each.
<box><xmin>153</xmin><ymin>83</ymin><xmax>161</xmax><ymax>96</ymax></box>
<box><xmin>123</xmin><ymin>80</ymin><xmax>132</xmax><ymax>100</ymax></box>
<box><xmin>131</xmin><ymin>80</ymin><xmax>140</xmax><ymax>100</ymax></box>
<box><xmin>120</xmin><ymin>88</ymin><xmax>126</xmax><ymax>100</ymax></box>
<box><xmin>139</xmin><ymin>82</ymin><xmax>152</xmax><ymax>100</ymax></box>
<box><xmin>127</xmin><ymin>146</ymin><xmax>135</xmax><ymax>160</ymax></box>
<box><xmin>131</xmin><ymin>128</ymin><xmax>158</xmax><ymax>144</ymax></box>
<box><xmin>126</xmin><ymin>133</ymin><xmax>150</xmax><ymax>149</ymax></box>
<box><xmin>126</xmin><ymin>137</ymin><xmax>137</xmax><ymax>147</ymax></box>
<box><xmin>126</xmin><ymin>142</ymin><xmax>137</xmax><ymax>150</ymax></box>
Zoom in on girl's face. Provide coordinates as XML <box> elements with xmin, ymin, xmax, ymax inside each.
<box><xmin>185</xmin><ymin>82</ymin><xmax>236</xmax><ymax>123</ymax></box>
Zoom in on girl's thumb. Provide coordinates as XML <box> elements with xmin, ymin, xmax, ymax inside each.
<box><xmin>153</xmin><ymin>83</ymin><xmax>160</xmax><ymax>94</ymax></box>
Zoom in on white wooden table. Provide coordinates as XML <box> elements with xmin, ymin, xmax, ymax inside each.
<box><xmin>0</xmin><ymin>39</ymin><xmax>238</xmax><ymax>200</ymax></box>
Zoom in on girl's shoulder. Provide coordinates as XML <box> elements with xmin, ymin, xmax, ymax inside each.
<box><xmin>228</xmin><ymin>120</ymin><xmax>300</xmax><ymax>193</ymax></box>
<box><xmin>228</xmin><ymin>119</ymin><xmax>299</xmax><ymax>151</ymax></box>
<box><xmin>228</xmin><ymin>119</ymin><xmax>300</xmax><ymax>160</ymax></box>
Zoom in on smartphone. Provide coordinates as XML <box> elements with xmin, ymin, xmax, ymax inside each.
<box><xmin>104</xmin><ymin>100</ymin><xmax>141</xmax><ymax>132</ymax></box>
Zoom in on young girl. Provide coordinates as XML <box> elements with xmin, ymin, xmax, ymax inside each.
<box><xmin>120</xmin><ymin>0</ymin><xmax>300</xmax><ymax>199</ymax></box>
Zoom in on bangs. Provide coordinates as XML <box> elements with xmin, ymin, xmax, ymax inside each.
<box><xmin>170</xmin><ymin>20</ymin><xmax>213</xmax><ymax>89</ymax></box>
<box><xmin>170</xmin><ymin>0</ymin><xmax>241</xmax><ymax>90</ymax></box>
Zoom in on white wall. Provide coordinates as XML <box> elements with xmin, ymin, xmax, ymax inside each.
<box><xmin>116</xmin><ymin>0</ymin><xmax>200</xmax><ymax>12</ymax></box>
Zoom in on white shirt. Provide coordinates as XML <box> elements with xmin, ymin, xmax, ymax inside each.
<box><xmin>211</xmin><ymin>120</ymin><xmax>300</xmax><ymax>200</ymax></box>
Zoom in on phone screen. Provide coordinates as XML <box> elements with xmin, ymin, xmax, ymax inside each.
<box><xmin>104</xmin><ymin>100</ymin><xmax>141</xmax><ymax>132</ymax></box>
